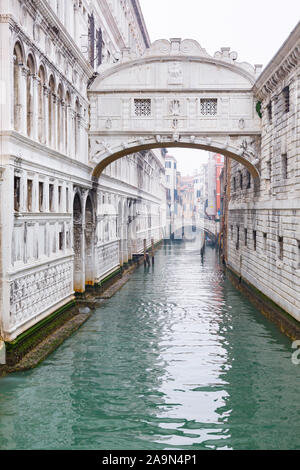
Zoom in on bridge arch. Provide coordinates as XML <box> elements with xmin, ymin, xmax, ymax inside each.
<box><xmin>91</xmin><ymin>139</ymin><xmax>260</xmax><ymax>181</ymax></box>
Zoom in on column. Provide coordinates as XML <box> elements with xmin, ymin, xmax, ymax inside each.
<box><xmin>43</xmin><ymin>85</ymin><xmax>49</xmax><ymax>146</ymax></box>
<box><xmin>33</xmin><ymin>174</ymin><xmax>39</xmax><ymax>213</ymax></box>
<box><xmin>19</xmin><ymin>65</ymin><xmax>28</xmax><ymax>135</ymax></box>
<box><xmin>20</xmin><ymin>171</ymin><xmax>27</xmax><ymax>213</ymax></box>
<box><xmin>32</xmin><ymin>74</ymin><xmax>39</xmax><ymax>141</ymax></box>
<box><xmin>53</xmin><ymin>94</ymin><xmax>58</xmax><ymax>150</ymax></box>
<box><xmin>44</xmin><ymin>177</ymin><xmax>49</xmax><ymax>212</ymax></box>
<box><xmin>61</xmin><ymin>101</ymin><xmax>66</xmax><ymax>154</ymax></box>
<box><xmin>73</xmin><ymin>110</ymin><xmax>77</xmax><ymax>159</ymax></box>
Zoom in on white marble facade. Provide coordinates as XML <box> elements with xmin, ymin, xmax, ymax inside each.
<box><xmin>0</xmin><ymin>0</ymin><xmax>165</xmax><ymax>341</ymax></box>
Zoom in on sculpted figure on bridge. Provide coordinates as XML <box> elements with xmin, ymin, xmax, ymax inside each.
<box><xmin>168</xmin><ymin>62</ymin><xmax>183</xmax><ymax>84</ymax></box>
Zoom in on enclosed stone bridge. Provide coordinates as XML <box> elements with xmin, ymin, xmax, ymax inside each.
<box><xmin>89</xmin><ymin>38</ymin><xmax>262</xmax><ymax>180</ymax></box>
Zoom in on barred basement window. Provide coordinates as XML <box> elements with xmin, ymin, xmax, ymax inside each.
<box><xmin>282</xmin><ymin>86</ymin><xmax>290</xmax><ymax>113</ymax></box>
<box><xmin>236</xmin><ymin>226</ymin><xmax>240</xmax><ymax>250</ymax></box>
<box><xmin>267</xmin><ymin>102</ymin><xmax>272</xmax><ymax>124</ymax></box>
<box><xmin>134</xmin><ymin>99</ymin><xmax>151</xmax><ymax>116</ymax></box>
<box><xmin>263</xmin><ymin>233</ymin><xmax>267</xmax><ymax>251</ymax></box>
<box><xmin>200</xmin><ymin>99</ymin><xmax>217</xmax><ymax>116</ymax></box>
<box><xmin>253</xmin><ymin>230</ymin><xmax>257</xmax><ymax>251</ymax></box>
<box><xmin>278</xmin><ymin>236</ymin><xmax>284</xmax><ymax>260</ymax></box>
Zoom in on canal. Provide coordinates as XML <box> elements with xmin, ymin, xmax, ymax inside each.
<box><xmin>0</xmin><ymin>239</ymin><xmax>300</xmax><ymax>450</ymax></box>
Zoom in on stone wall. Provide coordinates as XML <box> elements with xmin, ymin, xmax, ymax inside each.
<box><xmin>227</xmin><ymin>22</ymin><xmax>300</xmax><ymax>322</ymax></box>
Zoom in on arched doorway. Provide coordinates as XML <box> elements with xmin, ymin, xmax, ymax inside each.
<box><xmin>85</xmin><ymin>196</ymin><xmax>95</xmax><ymax>285</ymax></box>
<box><xmin>73</xmin><ymin>192</ymin><xmax>83</xmax><ymax>292</ymax></box>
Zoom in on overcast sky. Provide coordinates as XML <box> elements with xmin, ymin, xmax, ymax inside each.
<box><xmin>139</xmin><ymin>0</ymin><xmax>300</xmax><ymax>175</ymax></box>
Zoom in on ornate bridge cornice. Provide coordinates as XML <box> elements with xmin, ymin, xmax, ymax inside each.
<box><xmin>91</xmin><ymin>38</ymin><xmax>261</xmax><ymax>90</ymax></box>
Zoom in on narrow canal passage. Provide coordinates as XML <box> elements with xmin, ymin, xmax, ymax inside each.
<box><xmin>1</xmin><ymin>240</ymin><xmax>300</xmax><ymax>450</ymax></box>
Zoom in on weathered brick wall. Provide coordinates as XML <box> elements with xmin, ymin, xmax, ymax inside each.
<box><xmin>227</xmin><ymin>30</ymin><xmax>300</xmax><ymax>322</ymax></box>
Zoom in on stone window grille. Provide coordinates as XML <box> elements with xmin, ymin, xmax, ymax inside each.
<box><xmin>297</xmin><ymin>240</ymin><xmax>300</xmax><ymax>270</ymax></box>
<box><xmin>244</xmin><ymin>228</ymin><xmax>248</xmax><ymax>247</ymax></box>
<box><xmin>134</xmin><ymin>99</ymin><xmax>151</xmax><ymax>116</ymax></box>
<box><xmin>231</xmin><ymin>225</ymin><xmax>233</xmax><ymax>240</ymax></box>
<box><xmin>240</xmin><ymin>171</ymin><xmax>243</xmax><ymax>189</ymax></box>
<box><xmin>282</xmin><ymin>86</ymin><xmax>290</xmax><ymax>113</ymax></box>
<box><xmin>200</xmin><ymin>99</ymin><xmax>217</xmax><ymax>116</ymax></box>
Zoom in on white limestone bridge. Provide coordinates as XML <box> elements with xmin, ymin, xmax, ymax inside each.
<box><xmin>89</xmin><ymin>38</ymin><xmax>263</xmax><ymax>181</ymax></box>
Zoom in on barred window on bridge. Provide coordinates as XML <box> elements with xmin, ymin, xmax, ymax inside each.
<box><xmin>134</xmin><ymin>99</ymin><xmax>151</xmax><ymax>116</ymax></box>
<box><xmin>200</xmin><ymin>99</ymin><xmax>217</xmax><ymax>116</ymax></box>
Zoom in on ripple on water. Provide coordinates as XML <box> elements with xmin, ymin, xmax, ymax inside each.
<box><xmin>0</xmin><ymin>242</ymin><xmax>300</xmax><ymax>450</ymax></box>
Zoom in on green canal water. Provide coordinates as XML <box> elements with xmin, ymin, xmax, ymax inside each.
<box><xmin>0</xmin><ymin>240</ymin><xmax>300</xmax><ymax>450</ymax></box>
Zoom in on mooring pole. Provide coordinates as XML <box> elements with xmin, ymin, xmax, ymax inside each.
<box><xmin>151</xmin><ymin>238</ymin><xmax>154</xmax><ymax>265</ymax></box>
<box><xmin>144</xmin><ymin>239</ymin><xmax>147</xmax><ymax>267</ymax></box>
